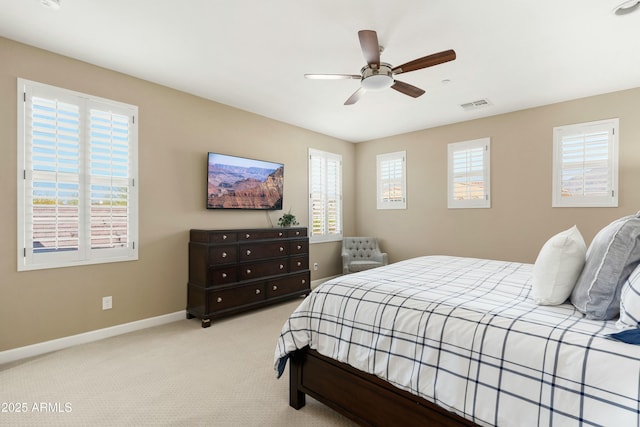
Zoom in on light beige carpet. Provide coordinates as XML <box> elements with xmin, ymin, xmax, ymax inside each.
<box><xmin>0</xmin><ymin>299</ymin><xmax>355</xmax><ymax>426</ymax></box>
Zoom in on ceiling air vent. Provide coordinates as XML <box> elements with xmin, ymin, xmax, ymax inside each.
<box><xmin>460</xmin><ymin>99</ymin><xmax>491</xmax><ymax>111</ymax></box>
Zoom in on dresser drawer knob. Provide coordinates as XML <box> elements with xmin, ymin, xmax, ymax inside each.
<box><xmin>297</xmin><ymin>245</ymin><xmax>302</xmax><ymax>250</ymax></box>
<box><xmin>296</xmin><ymin>231</ymin><xmax>300</xmax><ymax>235</ymax></box>
<box><xmin>222</xmin><ymin>273</ymin><xmax>227</xmax><ymax>278</ymax></box>
<box><xmin>273</xmin><ymin>285</ymin><xmax>278</xmax><ymax>291</ymax></box>
<box><xmin>279</xmin><ymin>247</ymin><xmax>284</xmax><ymax>252</ymax></box>
<box><xmin>246</xmin><ymin>233</ymin><xmax>251</xmax><ymax>239</ymax></box>
<box><xmin>246</xmin><ymin>269</ymin><xmax>252</xmax><ymax>274</ymax></box>
<box><xmin>221</xmin><ymin>252</ymin><xmax>227</xmax><ymax>258</ymax></box>
<box><xmin>302</xmin><ymin>279</ymin><xmax>306</xmax><ymax>284</ymax></box>
<box><xmin>279</xmin><ymin>264</ymin><xmax>284</xmax><ymax>270</ymax></box>
<box><xmin>217</xmin><ymin>297</ymin><xmax>223</xmax><ymax>303</ymax></box>
<box><xmin>255</xmin><ymin>289</ymin><xmax>261</xmax><ymax>295</ymax></box>
<box><xmin>222</xmin><ymin>234</ymin><xmax>227</xmax><ymax>240</ymax></box>
<box><xmin>278</xmin><ymin>232</ymin><xmax>283</xmax><ymax>237</ymax></box>
<box><xmin>297</xmin><ymin>261</ymin><xmax>302</xmax><ymax>267</ymax></box>
<box><xmin>246</xmin><ymin>249</ymin><xmax>251</xmax><ymax>256</ymax></box>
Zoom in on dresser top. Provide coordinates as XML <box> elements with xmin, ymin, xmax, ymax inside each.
<box><xmin>190</xmin><ymin>227</ymin><xmax>307</xmax><ymax>244</ymax></box>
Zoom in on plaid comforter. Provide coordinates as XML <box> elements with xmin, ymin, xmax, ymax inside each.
<box><xmin>275</xmin><ymin>256</ymin><xmax>640</xmax><ymax>426</ymax></box>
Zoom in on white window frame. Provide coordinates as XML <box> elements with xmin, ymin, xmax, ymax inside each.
<box><xmin>17</xmin><ymin>78</ymin><xmax>139</xmax><ymax>271</ymax></box>
<box><xmin>308</xmin><ymin>148</ymin><xmax>343</xmax><ymax>243</ymax></box>
<box><xmin>377</xmin><ymin>151</ymin><xmax>407</xmax><ymax>210</ymax></box>
<box><xmin>552</xmin><ymin>119</ymin><xmax>618</xmax><ymax>208</ymax></box>
<box><xmin>448</xmin><ymin>137</ymin><xmax>491</xmax><ymax>209</ymax></box>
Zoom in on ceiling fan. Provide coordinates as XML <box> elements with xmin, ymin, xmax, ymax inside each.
<box><xmin>305</xmin><ymin>30</ymin><xmax>456</xmax><ymax>105</ymax></box>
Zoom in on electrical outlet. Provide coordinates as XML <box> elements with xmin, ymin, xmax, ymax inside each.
<box><xmin>313</xmin><ymin>262</ymin><xmax>318</xmax><ymax>271</ymax></box>
<box><xmin>102</xmin><ymin>296</ymin><xmax>112</xmax><ymax>310</ymax></box>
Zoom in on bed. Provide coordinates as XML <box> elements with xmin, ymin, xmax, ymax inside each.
<box><xmin>274</xmin><ymin>252</ymin><xmax>640</xmax><ymax>426</ymax></box>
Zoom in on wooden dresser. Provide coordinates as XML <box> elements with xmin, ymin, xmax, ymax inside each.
<box><xmin>187</xmin><ymin>227</ymin><xmax>310</xmax><ymax>327</ymax></box>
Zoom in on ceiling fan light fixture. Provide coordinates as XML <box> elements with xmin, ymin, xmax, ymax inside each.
<box><xmin>613</xmin><ymin>0</ymin><xmax>640</xmax><ymax>15</ymax></box>
<box><xmin>361</xmin><ymin>74</ymin><xmax>394</xmax><ymax>91</ymax></box>
<box><xmin>360</xmin><ymin>63</ymin><xmax>394</xmax><ymax>91</ymax></box>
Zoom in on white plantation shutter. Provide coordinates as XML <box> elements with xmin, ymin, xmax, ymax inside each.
<box><xmin>448</xmin><ymin>138</ymin><xmax>491</xmax><ymax>209</ymax></box>
<box><xmin>377</xmin><ymin>151</ymin><xmax>406</xmax><ymax>209</ymax></box>
<box><xmin>325</xmin><ymin>156</ymin><xmax>341</xmax><ymax>235</ymax></box>
<box><xmin>89</xmin><ymin>106</ymin><xmax>132</xmax><ymax>253</ymax></box>
<box><xmin>309</xmin><ymin>149</ymin><xmax>342</xmax><ymax>242</ymax></box>
<box><xmin>452</xmin><ymin>147</ymin><xmax>484</xmax><ymax>199</ymax></box>
<box><xmin>553</xmin><ymin>119</ymin><xmax>618</xmax><ymax>207</ymax></box>
<box><xmin>28</xmin><ymin>96</ymin><xmax>81</xmax><ymax>260</ymax></box>
<box><xmin>309</xmin><ymin>154</ymin><xmax>325</xmax><ymax>237</ymax></box>
<box><xmin>18</xmin><ymin>79</ymin><xmax>138</xmax><ymax>271</ymax></box>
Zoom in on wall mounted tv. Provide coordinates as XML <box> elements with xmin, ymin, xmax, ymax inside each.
<box><xmin>207</xmin><ymin>152</ymin><xmax>284</xmax><ymax>210</ymax></box>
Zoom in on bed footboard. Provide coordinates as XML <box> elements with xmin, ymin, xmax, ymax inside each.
<box><xmin>289</xmin><ymin>347</ymin><xmax>476</xmax><ymax>426</ymax></box>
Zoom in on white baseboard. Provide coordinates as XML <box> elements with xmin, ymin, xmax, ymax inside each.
<box><xmin>0</xmin><ymin>311</ymin><xmax>185</xmax><ymax>365</ymax></box>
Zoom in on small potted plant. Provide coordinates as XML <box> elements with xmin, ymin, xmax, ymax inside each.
<box><xmin>277</xmin><ymin>210</ymin><xmax>299</xmax><ymax>227</ymax></box>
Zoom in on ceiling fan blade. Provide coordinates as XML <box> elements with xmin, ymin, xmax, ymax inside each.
<box><xmin>344</xmin><ymin>87</ymin><xmax>366</xmax><ymax>105</ymax></box>
<box><xmin>391</xmin><ymin>80</ymin><xmax>425</xmax><ymax>98</ymax></box>
<box><xmin>392</xmin><ymin>49</ymin><xmax>456</xmax><ymax>75</ymax></box>
<box><xmin>304</xmin><ymin>74</ymin><xmax>361</xmax><ymax>80</ymax></box>
<box><xmin>358</xmin><ymin>30</ymin><xmax>380</xmax><ymax>68</ymax></box>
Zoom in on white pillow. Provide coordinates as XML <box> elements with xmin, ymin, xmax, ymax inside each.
<box><xmin>531</xmin><ymin>225</ymin><xmax>587</xmax><ymax>305</ymax></box>
<box><xmin>618</xmin><ymin>264</ymin><xmax>640</xmax><ymax>328</ymax></box>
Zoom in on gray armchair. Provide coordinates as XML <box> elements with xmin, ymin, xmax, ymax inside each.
<box><xmin>342</xmin><ymin>237</ymin><xmax>388</xmax><ymax>274</ymax></box>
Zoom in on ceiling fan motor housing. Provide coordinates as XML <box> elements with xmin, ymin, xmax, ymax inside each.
<box><xmin>361</xmin><ymin>63</ymin><xmax>394</xmax><ymax>91</ymax></box>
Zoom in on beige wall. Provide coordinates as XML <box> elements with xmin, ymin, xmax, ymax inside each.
<box><xmin>354</xmin><ymin>88</ymin><xmax>640</xmax><ymax>263</ymax></box>
<box><xmin>0</xmin><ymin>37</ymin><xmax>354</xmax><ymax>351</ymax></box>
<box><xmin>2</xmin><ymin>34</ymin><xmax>639</xmax><ymax>353</ymax></box>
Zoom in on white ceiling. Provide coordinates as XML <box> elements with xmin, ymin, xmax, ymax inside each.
<box><xmin>2</xmin><ymin>0</ymin><xmax>639</xmax><ymax>142</ymax></box>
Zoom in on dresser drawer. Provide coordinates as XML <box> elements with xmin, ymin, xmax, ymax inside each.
<box><xmin>190</xmin><ymin>229</ymin><xmax>238</xmax><ymax>243</ymax></box>
<box><xmin>267</xmin><ymin>272</ymin><xmax>310</xmax><ymax>298</ymax></box>
<box><xmin>240</xmin><ymin>230</ymin><xmax>285</xmax><ymax>241</ymax></box>
<box><xmin>240</xmin><ymin>259</ymin><xmax>288</xmax><ymax>280</ymax></box>
<box><xmin>207</xmin><ymin>245</ymin><xmax>237</xmax><ymax>265</ymax></box>
<box><xmin>289</xmin><ymin>239</ymin><xmax>308</xmax><ymax>255</ymax></box>
<box><xmin>240</xmin><ymin>241</ymin><xmax>288</xmax><ymax>260</ymax></box>
<box><xmin>287</xmin><ymin>228</ymin><xmax>307</xmax><ymax>238</ymax></box>
<box><xmin>208</xmin><ymin>266</ymin><xmax>238</xmax><ymax>286</ymax></box>
<box><xmin>289</xmin><ymin>255</ymin><xmax>308</xmax><ymax>272</ymax></box>
<box><xmin>208</xmin><ymin>283</ymin><xmax>265</xmax><ymax>311</ymax></box>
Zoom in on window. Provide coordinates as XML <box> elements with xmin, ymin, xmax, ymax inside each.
<box><xmin>377</xmin><ymin>151</ymin><xmax>406</xmax><ymax>210</ymax></box>
<box><xmin>308</xmin><ymin>148</ymin><xmax>342</xmax><ymax>243</ymax></box>
<box><xmin>552</xmin><ymin>119</ymin><xmax>618</xmax><ymax>207</ymax></box>
<box><xmin>448</xmin><ymin>137</ymin><xmax>491</xmax><ymax>209</ymax></box>
<box><xmin>17</xmin><ymin>78</ymin><xmax>138</xmax><ymax>271</ymax></box>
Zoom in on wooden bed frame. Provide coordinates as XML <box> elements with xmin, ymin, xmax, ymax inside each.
<box><xmin>289</xmin><ymin>347</ymin><xmax>478</xmax><ymax>426</ymax></box>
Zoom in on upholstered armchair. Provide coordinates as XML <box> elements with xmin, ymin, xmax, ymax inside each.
<box><xmin>342</xmin><ymin>237</ymin><xmax>388</xmax><ymax>274</ymax></box>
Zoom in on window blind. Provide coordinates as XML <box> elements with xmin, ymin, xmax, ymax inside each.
<box><xmin>89</xmin><ymin>108</ymin><xmax>131</xmax><ymax>251</ymax></box>
<box><xmin>377</xmin><ymin>151</ymin><xmax>406</xmax><ymax>209</ymax></box>
<box><xmin>29</xmin><ymin>96</ymin><xmax>81</xmax><ymax>254</ymax></box>
<box><xmin>18</xmin><ymin>79</ymin><xmax>138</xmax><ymax>271</ymax></box>
<box><xmin>452</xmin><ymin>146</ymin><xmax>485</xmax><ymax>201</ymax></box>
<box><xmin>448</xmin><ymin>138</ymin><xmax>490</xmax><ymax>209</ymax></box>
<box><xmin>309</xmin><ymin>149</ymin><xmax>342</xmax><ymax>242</ymax></box>
<box><xmin>559</xmin><ymin>130</ymin><xmax>610</xmax><ymax>198</ymax></box>
<box><xmin>552</xmin><ymin>119</ymin><xmax>618</xmax><ymax>207</ymax></box>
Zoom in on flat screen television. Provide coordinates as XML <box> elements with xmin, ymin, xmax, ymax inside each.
<box><xmin>207</xmin><ymin>152</ymin><xmax>284</xmax><ymax>210</ymax></box>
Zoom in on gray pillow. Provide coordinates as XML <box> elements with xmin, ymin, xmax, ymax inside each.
<box><xmin>570</xmin><ymin>212</ymin><xmax>640</xmax><ymax>320</ymax></box>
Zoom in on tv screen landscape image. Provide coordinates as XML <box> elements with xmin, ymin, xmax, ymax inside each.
<box><xmin>207</xmin><ymin>152</ymin><xmax>284</xmax><ymax>210</ymax></box>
